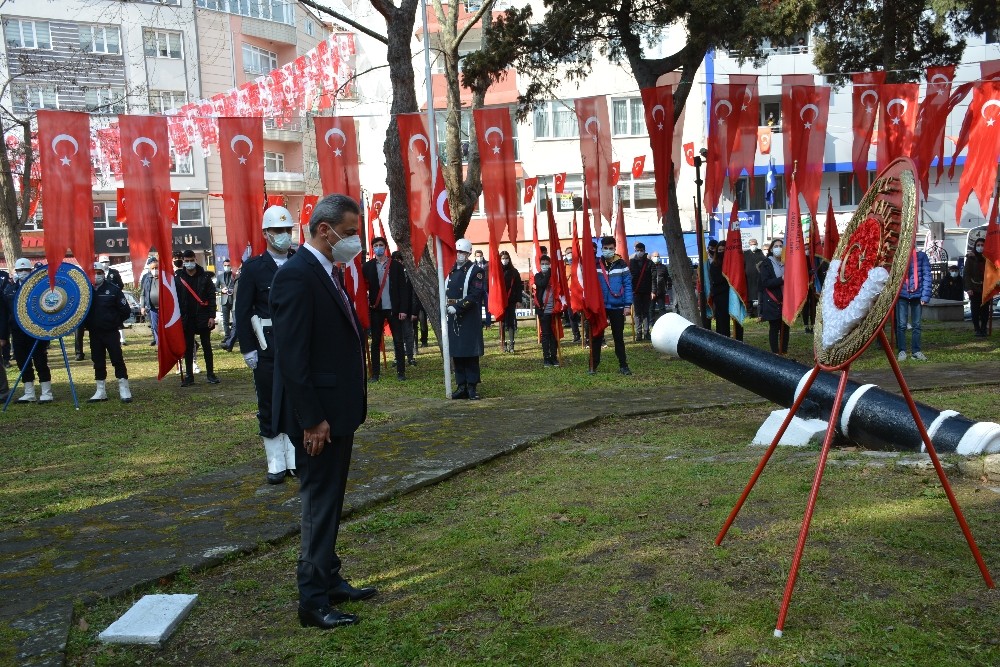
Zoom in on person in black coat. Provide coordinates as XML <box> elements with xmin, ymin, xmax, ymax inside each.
<box><xmin>236</xmin><ymin>205</ymin><xmax>296</xmax><ymax>484</ymax></box>
<box><xmin>392</xmin><ymin>250</ymin><xmax>419</xmax><ymax>366</ymax></box>
<box><xmin>938</xmin><ymin>262</ymin><xmax>965</xmax><ymax>301</ymax></box>
<box><xmin>707</xmin><ymin>240</ymin><xmax>732</xmax><ymax>338</ymax></box>
<box><xmin>759</xmin><ymin>238</ymin><xmax>789</xmax><ymax>354</ymax></box>
<box><xmin>629</xmin><ymin>243</ymin><xmax>654</xmax><ymax>341</ymax></box>
<box><xmin>534</xmin><ymin>255</ymin><xmax>559</xmax><ymax>366</ymax></box>
<box><xmin>85</xmin><ymin>262</ymin><xmax>133</xmax><ymax>403</ymax></box>
<box><xmin>446</xmin><ymin>238</ymin><xmax>486</xmax><ymax>399</ymax></box>
<box><xmin>4</xmin><ymin>259</ymin><xmax>52</xmax><ymax>402</ymax></box>
<box><xmin>215</xmin><ymin>258</ymin><xmax>236</xmax><ymax>341</ymax></box>
<box><xmin>743</xmin><ymin>240</ymin><xmax>765</xmax><ymax>317</ymax></box>
<box><xmin>499</xmin><ymin>250</ymin><xmax>523</xmax><ymax>352</ymax></box>
<box><xmin>270</xmin><ymin>194</ymin><xmax>374</xmax><ymax>630</ymax></box>
<box><xmin>175</xmin><ymin>250</ymin><xmax>218</xmax><ymax>385</ymax></box>
<box><xmin>361</xmin><ymin>237</ymin><xmax>411</xmax><ymax>381</ymax></box>
<box><xmin>650</xmin><ymin>252</ymin><xmax>671</xmax><ymax>322</ymax></box>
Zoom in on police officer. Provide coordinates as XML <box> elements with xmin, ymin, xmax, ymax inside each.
<box><xmin>3</xmin><ymin>258</ymin><xmax>54</xmax><ymax>402</ymax></box>
<box><xmin>446</xmin><ymin>238</ymin><xmax>486</xmax><ymax>400</ymax></box>
<box><xmin>216</xmin><ymin>258</ymin><xmax>235</xmax><ymax>342</ymax></box>
<box><xmin>86</xmin><ymin>262</ymin><xmax>133</xmax><ymax>403</ymax></box>
<box><xmin>235</xmin><ymin>206</ymin><xmax>296</xmax><ymax>484</ymax></box>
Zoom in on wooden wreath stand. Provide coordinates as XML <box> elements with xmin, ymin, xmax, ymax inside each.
<box><xmin>715</xmin><ymin>328</ymin><xmax>995</xmax><ymax>636</ymax></box>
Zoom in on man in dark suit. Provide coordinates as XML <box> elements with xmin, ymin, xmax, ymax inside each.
<box><xmin>270</xmin><ymin>194</ymin><xmax>375</xmax><ymax>630</ymax></box>
<box><xmin>215</xmin><ymin>257</ymin><xmax>235</xmax><ymax>342</ymax></box>
<box><xmin>361</xmin><ymin>236</ymin><xmax>410</xmax><ymax>381</ymax></box>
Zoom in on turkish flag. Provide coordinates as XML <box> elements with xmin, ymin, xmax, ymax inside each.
<box><xmin>983</xmin><ymin>193</ymin><xmax>1000</xmax><ymax>304</ymax></box>
<box><xmin>580</xmin><ymin>194</ymin><xmax>608</xmax><ymax>339</ymax></box>
<box><xmin>639</xmin><ymin>85</ymin><xmax>674</xmax><ymax>220</ymax></box>
<box><xmin>545</xmin><ymin>199</ymin><xmax>567</xmax><ymax>319</ymax></box>
<box><xmin>300</xmin><ymin>194</ymin><xmax>318</xmax><ymax>241</ymax></box>
<box><xmin>609</xmin><ymin>161</ymin><xmax>621</xmax><ymax>187</ymax></box>
<box><xmin>683</xmin><ymin>142</ymin><xmax>695</xmax><ymax>166</ymax></box>
<box><xmin>706</xmin><ymin>83</ymin><xmax>746</xmax><ymax>215</ymax></box>
<box><xmin>523</xmin><ymin>177</ymin><xmax>537</xmax><ymax>204</ymax></box>
<box><xmin>781</xmin><ymin>77</ymin><xmax>830</xmax><ymax>223</ymax></box>
<box><xmin>397</xmin><ymin>113</ymin><xmax>433</xmax><ymax>265</ymax></box>
<box><xmin>266</xmin><ymin>194</ymin><xmax>285</xmax><ymax>209</ymax></box>
<box><xmin>169</xmin><ymin>191</ymin><xmax>180</xmax><ymax>225</ymax></box>
<box><xmin>367</xmin><ymin>192</ymin><xmax>386</xmax><ymax>254</ymax></box>
<box><xmin>119</xmin><ymin>114</ymin><xmax>185</xmax><ymax>379</ymax></box>
<box><xmin>554</xmin><ymin>172</ymin><xmax>566</xmax><ymax>194</ymax></box>
<box><xmin>116</xmin><ymin>188</ymin><xmax>127</xmax><ymax>224</ymax></box>
<box><xmin>632</xmin><ymin>156</ymin><xmax>645</xmax><ymax>179</ymax></box>
<box><xmin>782</xmin><ymin>179</ymin><xmax>809</xmax><ymax>327</ymax></box>
<box><xmin>876</xmin><ymin>83</ymin><xmax>919</xmax><ymax>171</ymax></box>
<box><xmin>487</xmin><ymin>232</ymin><xmax>507</xmax><ymax>320</ymax></box>
<box><xmin>948</xmin><ymin>60</ymin><xmax>1000</xmax><ymax>181</ymax></box>
<box><xmin>473</xmin><ymin>106</ymin><xmax>518</xmax><ymax>246</ymax></box>
<box><xmin>851</xmin><ymin>71</ymin><xmax>885</xmax><ymax>191</ymax></box>
<box><xmin>37</xmin><ymin>110</ymin><xmax>94</xmax><ymax>286</ymax></box>
<box><xmin>27</xmin><ymin>179</ymin><xmax>41</xmax><ymax>219</ymax></box>
<box><xmin>722</xmin><ymin>203</ymin><xmax>748</xmax><ymax>308</ymax></box>
<box><xmin>575</xmin><ymin>96</ymin><xmax>613</xmax><ymax>225</ymax></box>
<box><xmin>822</xmin><ymin>193</ymin><xmax>840</xmax><ymax>262</ymax></box>
<box><xmin>956</xmin><ymin>81</ymin><xmax>1000</xmax><ymax>222</ymax></box>
<box><xmin>344</xmin><ymin>254</ymin><xmax>370</xmax><ymax>329</ymax></box>
<box><xmin>218</xmin><ymin>117</ymin><xmax>265</xmax><ymax>268</ymax></box>
<box><xmin>728</xmin><ymin>74</ymin><xmax>759</xmax><ymax>187</ymax></box>
<box><xmin>914</xmin><ymin>65</ymin><xmax>955</xmax><ymax>193</ymax></box>
<box><xmin>569</xmin><ymin>207</ymin><xmax>585</xmax><ymax>313</ymax></box>
<box><xmin>757</xmin><ymin>128</ymin><xmax>772</xmax><ymax>154</ymax></box>
<box><xmin>614</xmin><ymin>200</ymin><xmax>627</xmax><ymax>260</ymax></box>
<box><xmin>314</xmin><ymin>116</ymin><xmax>360</xmax><ymax>203</ymax></box>
<box><xmin>430</xmin><ymin>166</ymin><xmax>457</xmax><ymax>271</ymax></box>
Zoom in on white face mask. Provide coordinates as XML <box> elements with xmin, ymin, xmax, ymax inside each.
<box><xmin>949</xmin><ymin>271</ymin><xmax>958</xmax><ymax>277</ymax></box>
<box><xmin>652</xmin><ymin>256</ymin><xmax>661</xmax><ymax>264</ymax></box>
<box><xmin>501</xmin><ymin>259</ymin><xmax>509</xmax><ymax>266</ymax></box>
<box><xmin>95</xmin><ymin>274</ymin><xmax>105</xmax><ymax>286</ymax></box>
<box><xmin>749</xmin><ymin>245</ymin><xmax>758</xmax><ymax>252</ymax></box>
<box><xmin>326</xmin><ymin>228</ymin><xmax>363</xmax><ymax>264</ymax></box>
<box><xmin>269</xmin><ymin>232</ymin><xmax>292</xmax><ymax>253</ymax></box>
<box><xmin>223</xmin><ymin>265</ymin><xmax>232</xmax><ymax>273</ymax></box>
<box><xmin>15</xmin><ymin>270</ymin><xmax>30</xmax><ymax>282</ymax></box>
<box><xmin>457</xmin><ymin>252</ymin><xmax>469</xmax><ymax>264</ymax></box>
<box><xmin>602</xmin><ymin>249</ymin><xmax>615</xmax><ymax>260</ymax></box>
<box><xmin>374</xmin><ymin>246</ymin><xmax>386</xmax><ymax>257</ymax></box>
<box><xmin>475</xmin><ymin>256</ymin><xmax>484</xmax><ymax>265</ymax></box>
<box><xmin>635</xmin><ymin>251</ymin><xmax>645</xmax><ymax>258</ymax></box>
<box><xmin>565</xmin><ymin>255</ymin><xmax>572</xmax><ymax>263</ymax></box>
<box><xmin>183</xmin><ymin>261</ymin><xmax>196</xmax><ymax>270</ymax></box>
<box><xmin>541</xmin><ymin>264</ymin><xmax>551</xmax><ymax>273</ymax></box>
<box><xmin>772</xmin><ymin>247</ymin><xmax>783</xmax><ymax>258</ymax></box>
<box><xmin>975</xmin><ymin>245</ymin><xmax>984</xmax><ymax>254</ymax></box>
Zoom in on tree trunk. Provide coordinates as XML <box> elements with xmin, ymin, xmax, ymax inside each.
<box><xmin>0</xmin><ymin>124</ymin><xmax>30</xmax><ymax>264</ymax></box>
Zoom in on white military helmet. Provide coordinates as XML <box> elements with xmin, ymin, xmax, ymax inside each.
<box><xmin>14</xmin><ymin>258</ymin><xmax>32</xmax><ymax>270</ymax></box>
<box><xmin>93</xmin><ymin>261</ymin><xmax>106</xmax><ymax>272</ymax></box>
<box><xmin>455</xmin><ymin>238</ymin><xmax>473</xmax><ymax>254</ymax></box>
<box><xmin>262</xmin><ymin>206</ymin><xmax>294</xmax><ymax>229</ymax></box>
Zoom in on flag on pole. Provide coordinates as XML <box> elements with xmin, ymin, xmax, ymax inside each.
<box><xmin>344</xmin><ymin>254</ymin><xmax>370</xmax><ymax>329</ymax></box>
<box><xmin>554</xmin><ymin>172</ymin><xmax>566</xmax><ymax>194</ymax></box>
<box><xmin>546</xmin><ymin>199</ymin><xmax>567</xmax><ymax>316</ymax></box>
<box><xmin>782</xmin><ymin>178</ymin><xmax>810</xmax><ymax>326</ymax></box>
<box><xmin>851</xmin><ymin>71</ymin><xmax>885</xmax><ymax>192</ymax></box>
<box><xmin>575</xmin><ymin>96</ymin><xmax>613</xmax><ymax>225</ymax></box>
<box><xmin>982</xmin><ymin>193</ymin><xmax>1000</xmax><ymax>305</ymax></box>
<box><xmin>218</xmin><ymin>117</ymin><xmax>265</xmax><ymax>267</ymax></box>
<box><xmin>614</xmin><ymin>199</ymin><xmax>628</xmax><ymax>260</ymax></box>
<box><xmin>314</xmin><ymin>116</ymin><xmax>360</xmax><ymax>203</ymax></box>
<box><xmin>631</xmin><ymin>156</ymin><xmax>645</xmax><ymax>179</ymax></box>
<box><xmin>396</xmin><ymin>113</ymin><xmax>433</xmax><ymax>265</ymax></box>
<box><xmin>609</xmin><ymin>161</ymin><xmax>621</xmax><ymax>187</ymax></box>
<box><xmin>474</xmin><ymin>106</ymin><xmax>519</xmax><ymax>246</ymax></box>
<box><xmin>765</xmin><ymin>159</ymin><xmax>777</xmax><ymax>208</ymax></box>
<box><xmin>300</xmin><ymin>194</ymin><xmax>318</xmax><ymax>242</ymax></box>
<box><xmin>430</xmin><ymin>167</ymin><xmax>457</xmax><ymax>272</ymax></box>
<box><xmin>532</xmin><ymin>207</ymin><xmax>542</xmax><ymax>273</ymax></box>
<box><xmin>722</xmin><ymin>203</ymin><xmax>748</xmax><ymax>314</ymax></box>
<box><xmin>487</xmin><ymin>232</ymin><xmax>507</xmax><ymax>320</ymax></box>
<box><xmin>822</xmin><ymin>193</ymin><xmax>839</xmax><ymax>261</ymax></box>
<box><xmin>523</xmin><ymin>177</ymin><xmax>537</xmax><ymax>204</ymax></box>
<box><xmin>569</xmin><ymin>207</ymin><xmax>585</xmax><ymax>314</ymax></box>
<box><xmin>956</xmin><ymin>81</ymin><xmax>1000</xmax><ymax>224</ymax></box>
<box><xmin>581</xmin><ymin>193</ymin><xmax>608</xmax><ymax>338</ymax></box>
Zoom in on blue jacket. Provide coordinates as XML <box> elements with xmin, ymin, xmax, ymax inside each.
<box><xmin>598</xmin><ymin>255</ymin><xmax>633</xmax><ymax>310</ymax></box>
<box><xmin>899</xmin><ymin>251</ymin><xmax>932</xmax><ymax>302</ymax></box>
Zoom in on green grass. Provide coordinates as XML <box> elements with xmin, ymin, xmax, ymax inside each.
<box><xmin>64</xmin><ymin>389</ymin><xmax>1000</xmax><ymax>667</ymax></box>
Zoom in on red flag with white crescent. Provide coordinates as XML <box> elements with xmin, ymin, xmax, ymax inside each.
<box><xmin>430</xmin><ymin>166</ymin><xmax>457</xmax><ymax>271</ymax></box>
<box><xmin>473</xmin><ymin>106</ymin><xmax>518</xmax><ymax>246</ymax></box>
<box><xmin>822</xmin><ymin>193</ymin><xmax>840</xmax><ymax>262</ymax></box>
<box><xmin>782</xmin><ymin>179</ymin><xmax>810</xmax><ymax>326</ymax></box>
<box><xmin>37</xmin><ymin>110</ymin><xmax>94</xmax><ymax>286</ymax></box>
<box><xmin>609</xmin><ymin>161</ymin><xmax>621</xmax><ymax>187</ymax></box>
<box><xmin>169</xmin><ymin>191</ymin><xmax>180</xmax><ymax>225</ymax></box>
<box><xmin>876</xmin><ymin>83</ymin><xmax>919</xmax><ymax>171</ymax></box>
<box><xmin>781</xmin><ymin>76</ymin><xmax>830</xmax><ymax>223</ymax></box>
<box><xmin>546</xmin><ymin>199</ymin><xmax>567</xmax><ymax>318</ymax></box>
<box><xmin>344</xmin><ymin>253</ymin><xmax>370</xmax><ymax>329</ymax></box>
<box><xmin>706</xmin><ymin>83</ymin><xmax>743</xmax><ymax>215</ymax></box>
<box><xmin>722</xmin><ymin>203</ymin><xmax>748</xmax><ymax>307</ymax></box>
<box><xmin>218</xmin><ymin>117</ymin><xmax>265</xmax><ymax>268</ymax></box>
<box><xmin>683</xmin><ymin>142</ymin><xmax>695</xmax><ymax>167</ymax></box>
<box><xmin>314</xmin><ymin>116</ymin><xmax>360</xmax><ymax>203</ymax></box>
<box><xmin>569</xmin><ymin>207</ymin><xmax>584</xmax><ymax>313</ymax></box>
<box><xmin>300</xmin><ymin>194</ymin><xmax>318</xmax><ymax>240</ymax></box>
<box><xmin>915</xmin><ymin>65</ymin><xmax>954</xmax><ymax>195</ymax></box>
<box><xmin>523</xmin><ymin>177</ymin><xmax>537</xmax><ymax>204</ymax></box>
<box><xmin>116</xmin><ymin>187</ymin><xmax>127</xmax><ymax>224</ymax></box>
<box><xmin>947</xmin><ymin>61</ymin><xmax>1000</xmax><ymax>181</ymax></box>
<box><xmin>757</xmin><ymin>128</ymin><xmax>772</xmax><ymax>154</ymax></box>
<box><xmin>639</xmin><ymin>85</ymin><xmax>674</xmax><ymax>220</ymax></box>
<box><xmin>581</xmin><ymin>193</ymin><xmax>608</xmax><ymax>338</ymax></box>
<box><xmin>982</xmin><ymin>192</ymin><xmax>1000</xmax><ymax>304</ymax></box>
<box><xmin>575</xmin><ymin>96</ymin><xmax>613</xmax><ymax>225</ymax></box>
<box><xmin>728</xmin><ymin>74</ymin><xmax>759</xmax><ymax>187</ymax></box>
<box><xmin>631</xmin><ymin>156</ymin><xmax>645</xmax><ymax>179</ymax></box>
<box><xmin>487</xmin><ymin>232</ymin><xmax>507</xmax><ymax>320</ymax></box>
<box><xmin>956</xmin><ymin>81</ymin><xmax>1000</xmax><ymax>223</ymax></box>
<box><xmin>851</xmin><ymin>71</ymin><xmax>885</xmax><ymax>192</ymax></box>
<box><xmin>554</xmin><ymin>172</ymin><xmax>566</xmax><ymax>194</ymax></box>
<box><xmin>397</xmin><ymin>113</ymin><xmax>432</xmax><ymax>265</ymax></box>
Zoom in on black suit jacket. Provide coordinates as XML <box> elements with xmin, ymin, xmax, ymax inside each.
<box><xmin>270</xmin><ymin>248</ymin><xmax>367</xmax><ymax>437</ymax></box>
<box><xmin>362</xmin><ymin>257</ymin><xmax>411</xmax><ymax>315</ymax></box>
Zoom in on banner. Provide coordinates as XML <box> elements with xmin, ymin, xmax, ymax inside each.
<box><xmin>851</xmin><ymin>71</ymin><xmax>885</xmax><ymax>191</ymax></box>
<box><xmin>300</xmin><ymin>194</ymin><xmax>318</xmax><ymax>240</ymax></box>
<box><xmin>956</xmin><ymin>81</ymin><xmax>1000</xmax><ymax>223</ymax></box>
<box><xmin>915</xmin><ymin>65</ymin><xmax>955</xmax><ymax>194</ymax></box>
<box><xmin>728</xmin><ymin>74</ymin><xmax>760</xmax><ymax>187</ymax></box>
<box><xmin>757</xmin><ymin>127</ymin><xmax>772</xmax><ymax>154</ymax></box>
<box><xmin>473</xmin><ymin>106</ymin><xmax>518</xmax><ymax>246</ymax></box>
<box><xmin>722</xmin><ymin>204</ymin><xmax>748</xmax><ymax>315</ymax></box>
<box><xmin>706</xmin><ymin>83</ymin><xmax>746</xmax><ymax>215</ymax></box>
<box><xmin>631</xmin><ymin>156</ymin><xmax>645</xmax><ymax>179</ymax></box>
<box><xmin>397</xmin><ymin>113</ymin><xmax>433</xmax><ymax>265</ymax></box>
<box><xmin>314</xmin><ymin>116</ymin><xmax>360</xmax><ymax>203</ymax></box>
<box><xmin>575</xmin><ymin>96</ymin><xmax>613</xmax><ymax>225</ymax></box>
<box><xmin>640</xmin><ymin>85</ymin><xmax>674</xmax><ymax>220</ymax></box>
<box><xmin>523</xmin><ymin>177</ymin><xmax>537</xmax><ymax>204</ymax></box>
<box><xmin>782</xmin><ymin>76</ymin><xmax>830</xmax><ymax>223</ymax></box>
<box><xmin>569</xmin><ymin>208</ymin><xmax>584</xmax><ymax>313</ymax></box>
<box><xmin>876</xmin><ymin>83</ymin><xmax>919</xmax><ymax>171</ymax></box>
<box><xmin>782</xmin><ymin>178</ymin><xmax>809</xmax><ymax>326</ymax></box>
<box><xmin>218</xmin><ymin>117</ymin><xmax>265</xmax><ymax>267</ymax></box>
<box><xmin>609</xmin><ymin>161</ymin><xmax>621</xmax><ymax>187</ymax></box>
<box><xmin>580</xmin><ymin>194</ymin><xmax>608</xmax><ymax>338</ymax></box>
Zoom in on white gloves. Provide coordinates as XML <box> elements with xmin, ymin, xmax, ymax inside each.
<box><xmin>243</xmin><ymin>350</ymin><xmax>258</xmax><ymax>369</ymax></box>
<box><xmin>447</xmin><ymin>305</ymin><xmax>457</xmax><ymax>315</ymax></box>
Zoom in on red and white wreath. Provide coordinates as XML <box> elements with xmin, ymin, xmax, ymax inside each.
<box><xmin>821</xmin><ymin>217</ymin><xmax>890</xmax><ymax>349</ymax></box>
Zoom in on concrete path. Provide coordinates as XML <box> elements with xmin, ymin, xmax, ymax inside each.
<box><xmin>2</xmin><ymin>361</ymin><xmax>997</xmax><ymax>665</ymax></box>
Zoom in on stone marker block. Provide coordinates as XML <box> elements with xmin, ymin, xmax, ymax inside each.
<box><xmin>752</xmin><ymin>409</ymin><xmax>829</xmax><ymax>447</ymax></box>
<box><xmin>98</xmin><ymin>594</ymin><xmax>198</xmax><ymax>646</ymax></box>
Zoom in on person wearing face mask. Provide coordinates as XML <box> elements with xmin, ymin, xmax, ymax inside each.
<box><xmin>629</xmin><ymin>242</ymin><xmax>653</xmax><ymax>342</ymax></box>
<box><xmin>446</xmin><ymin>238</ymin><xmax>487</xmax><ymax>399</ymax></box>
<box><xmin>3</xmin><ymin>258</ymin><xmax>54</xmax><ymax>402</ymax></box>
<box><xmin>534</xmin><ymin>255</ymin><xmax>559</xmax><ymax>366</ymax></box>
<box><xmin>215</xmin><ymin>258</ymin><xmax>236</xmax><ymax>342</ymax></box>
<box><xmin>499</xmin><ymin>250</ymin><xmax>523</xmax><ymax>353</ymax></box>
<box><xmin>85</xmin><ymin>262</ymin><xmax>133</xmax><ymax>403</ymax></box>
<box><xmin>562</xmin><ymin>246</ymin><xmax>582</xmax><ymax>343</ymax></box>
<box><xmin>591</xmin><ymin>237</ymin><xmax>633</xmax><ymax>375</ymax></box>
<box><xmin>708</xmin><ymin>239</ymin><xmax>735</xmax><ymax>338</ymax></box>
<box><xmin>965</xmin><ymin>239</ymin><xmax>989</xmax><ymax>336</ymax></box>
<box><xmin>759</xmin><ymin>239</ymin><xmax>789</xmax><ymax>354</ymax></box>
<box><xmin>743</xmin><ymin>240</ymin><xmax>765</xmax><ymax>317</ymax></box>
<box><xmin>650</xmin><ymin>252</ymin><xmax>671</xmax><ymax>322</ymax></box>
<box><xmin>938</xmin><ymin>261</ymin><xmax>964</xmax><ymax>301</ymax></box>
<box><xmin>175</xmin><ymin>250</ymin><xmax>219</xmax><ymax>386</ymax></box>
<box><xmin>236</xmin><ymin>205</ymin><xmax>297</xmax><ymax>483</ymax></box>
<box><xmin>362</xmin><ymin>237</ymin><xmax>411</xmax><ymax>382</ymax></box>
<box><xmin>270</xmin><ymin>194</ymin><xmax>375</xmax><ymax>630</ymax></box>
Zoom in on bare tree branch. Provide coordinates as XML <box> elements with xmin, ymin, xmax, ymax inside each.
<box><xmin>297</xmin><ymin>0</ymin><xmax>389</xmax><ymax>44</ymax></box>
<box><xmin>455</xmin><ymin>0</ymin><xmax>495</xmax><ymax>48</ymax></box>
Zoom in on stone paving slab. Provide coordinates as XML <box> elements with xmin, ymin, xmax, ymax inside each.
<box><xmin>1</xmin><ymin>360</ymin><xmax>997</xmax><ymax>665</ymax></box>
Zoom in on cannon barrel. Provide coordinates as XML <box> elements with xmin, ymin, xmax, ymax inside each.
<box><xmin>651</xmin><ymin>313</ymin><xmax>1000</xmax><ymax>455</ymax></box>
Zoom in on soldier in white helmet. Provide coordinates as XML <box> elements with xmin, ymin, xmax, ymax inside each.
<box><xmin>235</xmin><ymin>205</ymin><xmax>297</xmax><ymax>484</ymax></box>
<box><xmin>2</xmin><ymin>258</ymin><xmax>54</xmax><ymax>402</ymax></box>
<box><xmin>85</xmin><ymin>262</ymin><xmax>133</xmax><ymax>403</ymax></box>
<box><xmin>445</xmin><ymin>238</ymin><xmax>486</xmax><ymax>400</ymax></box>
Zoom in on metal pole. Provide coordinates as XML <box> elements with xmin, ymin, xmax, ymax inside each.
<box><xmin>420</xmin><ymin>0</ymin><xmax>452</xmax><ymax>397</ymax></box>
<box><xmin>693</xmin><ymin>154</ymin><xmax>710</xmax><ymax>328</ymax></box>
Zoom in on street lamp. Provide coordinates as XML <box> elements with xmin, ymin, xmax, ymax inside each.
<box><xmin>692</xmin><ymin>148</ymin><xmax>710</xmax><ymax>328</ymax></box>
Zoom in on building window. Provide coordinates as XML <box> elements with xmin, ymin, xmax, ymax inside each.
<box><xmin>85</xmin><ymin>87</ymin><xmax>127</xmax><ymax>114</ymax></box>
<box><xmin>732</xmin><ymin>175</ymin><xmax>787</xmax><ymax>210</ymax></box>
<box><xmin>170</xmin><ymin>147</ymin><xmax>194</xmax><ymax>175</ymax></box>
<box><xmin>79</xmin><ymin>25</ymin><xmax>121</xmax><ymax>54</ymax></box>
<box><xmin>4</xmin><ymin>19</ymin><xmax>51</xmax><ymax>50</ymax></box>
<box><xmin>197</xmin><ymin>0</ymin><xmax>294</xmax><ymax>26</ymax></box>
<box><xmin>533</xmin><ymin>174</ymin><xmax>582</xmax><ymax>213</ymax></box>
<box><xmin>611</xmin><ymin>98</ymin><xmax>646</xmax><ymax>137</ymax></box>
<box><xmin>10</xmin><ymin>83</ymin><xmax>59</xmax><ymax>114</ymax></box>
<box><xmin>178</xmin><ymin>200</ymin><xmax>204</xmax><ymax>227</ymax></box>
<box><xmin>144</xmin><ymin>30</ymin><xmax>183</xmax><ymax>59</ymax></box>
<box><xmin>533</xmin><ymin>100</ymin><xmax>579</xmax><ymax>139</ymax></box>
<box><xmin>264</xmin><ymin>151</ymin><xmax>285</xmax><ymax>172</ymax></box>
<box><xmin>306</xmin><ymin>19</ymin><xmax>315</xmax><ymax>36</ymax></box>
<box><xmin>616</xmin><ymin>171</ymin><xmax>657</xmax><ymax>210</ymax></box>
<box><xmin>760</xmin><ymin>96</ymin><xmax>781</xmax><ymax>129</ymax></box>
<box><xmin>93</xmin><ymin>202</ymin><xmax>123</xmax><ymax>229</ymax></box>
<box><xmin>148</xmin><ymin>90</ymin><xmax>187</xmax><ymax>113</ymax></box>
<box><xmin>838</xmin><ymin>172</ymin><xmax>877</xmax><ymax>207</ymax></box>
<box><xmin>243</xmin><ymin>43</ymin><xmax>278</xmax><ymax>75</ymax></box>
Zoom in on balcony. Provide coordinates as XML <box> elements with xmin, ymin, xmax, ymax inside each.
<box><xmin>265</xmin><ymin>171</ymin><xmax>305</xmax><ymax>193</ymax></box>
<box><xmin>196</xmin><ymin>0</ymin><xmax>294</xmax><ymax>25</ymax></box>
<box><xmin>263</xmin><ymin>119</ymin><xmax>304</xmax><ymax>142</ymax></box>
<box><xmin>424</xmin><ymin>69</ymin><xmax>518</xmax><ymax>110</ymax></box>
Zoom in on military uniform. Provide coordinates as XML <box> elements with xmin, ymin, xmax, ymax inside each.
<box><xmin>235</xmin><ymin>250</ymin><xmax>295</xmax><ymax>480</ymax></box>
<box><xmin>446</xmin><ymin>259</ymin><xmax>486</xmax><ymax>398</ymax></box>
<box><xmin>2</xmin><ymin>276</ymin><xmax>52</xmax><ymax>400</ymax></box>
